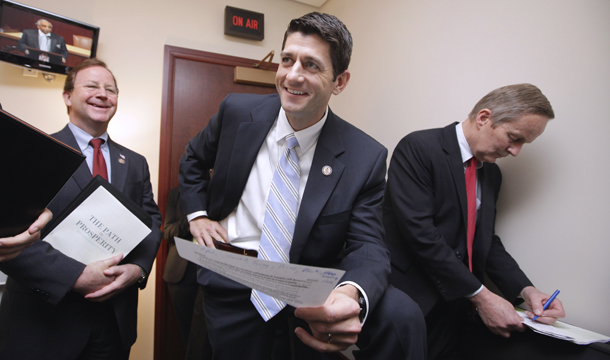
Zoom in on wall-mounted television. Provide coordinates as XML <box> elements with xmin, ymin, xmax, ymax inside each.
<box><xmin>0</xmin><ymin>0</ymin><xmax>99</xmax><ymax>76</ymax></box>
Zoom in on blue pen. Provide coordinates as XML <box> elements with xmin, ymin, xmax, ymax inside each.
<box><xmin>532</xmin><ymin>289</ymin><xmax>560</xmax><ymax>321</ymax></box>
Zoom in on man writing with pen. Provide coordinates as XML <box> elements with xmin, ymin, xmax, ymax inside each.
<box><xmin>383</xmin><ymin>83</ymin><xmax>566</xmax><ymax>359</ymax></box>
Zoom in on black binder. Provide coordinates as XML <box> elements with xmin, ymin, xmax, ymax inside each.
<box><xmin>42</xmin><ymin>175</ymin><xmax>153</xmax><ymax>238</ymax></box>
<box><xmin>0</xmin><ymin>109</ymin><xmax>85</xmax><ymax>237</ymax></box>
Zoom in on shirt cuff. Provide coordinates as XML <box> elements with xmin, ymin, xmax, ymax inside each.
<box><xmin>465</xmin><ymin>284</ymin><xmax>484</xmax><ymax>298</ymax></box>
<box><xmin>186</xmin><ymin>211</ymin><xmax>208</xmax><ymax>222</ymax></box>
<box><xmin>336</xmin><ymin>281</ymin><xmax>369</xmax><ymax>325</ymax></box>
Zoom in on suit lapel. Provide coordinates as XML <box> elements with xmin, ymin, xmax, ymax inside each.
<box><xmin>442</xmin><ymin>123</ymin><xmax>469</xmax><ymax>230</ymax></box>
<box><xmin>53</xmin><ymin>125</ymin><xmax>93</xmax><ymax>191</ymax></box>
<box><xmin>108</xmin><ymin>138</ymin><xmax>128</xmax><ymax>192</ymax></box>
<box><xmin>222</xmin><ymin>97</ymin><xmax>280</xmax><ymax>216</ymax></box>
<box><xmin>290</xmin><ymin>110</ymin><xmax>345</xmax><ymax>263</ymax></box>
<box><xmin>474</xmin><ymin>165</ymin><xmax>495</xmax><ymax>266</ymax></box>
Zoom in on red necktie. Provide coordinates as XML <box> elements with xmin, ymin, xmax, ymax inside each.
<box><xmin>90</xmin><ymin>138</ymin><xmax>108</xmax><ymax>181</ymax></box>
<box><xmin>465</xmin><ymin>157</ymin><xmax>477</xmax><ymax>272</ymax></box>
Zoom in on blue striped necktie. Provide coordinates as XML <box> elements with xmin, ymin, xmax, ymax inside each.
<box><xmin>251</xmin><ymin>133</ymin><xmax>300</xmax><ymax>321</ymax></box>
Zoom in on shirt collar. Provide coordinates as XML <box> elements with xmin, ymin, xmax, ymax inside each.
<box><xmin>38</xmin><ymin>29</ymin><xmax>50</xmax><ymax>37</ymax></box>
<box><xmin>456</xmin><ymin>121</ymin><xmax>482</xmax><ymax>168</ymax></box>
<box><xmin>68</xmin><ymin>122</ymin><xmax>109</xmax><ymax>153</ymax></box>
<box><xmin>277</xmin><ymin>106</ymin><xmax>327</xmax><ymax>156</ymax></box>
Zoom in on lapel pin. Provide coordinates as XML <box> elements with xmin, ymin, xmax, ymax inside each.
<box><xmin>119</xmin><ymin>154</ymin><xmax>126</xmax><ymax>164</ymax></box>
<box><xmin>322</xmin><ymin>166</ymin><xmax>332</xmax><ymax>176</ymax></box>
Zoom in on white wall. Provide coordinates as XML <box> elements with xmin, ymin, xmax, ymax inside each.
<box><xmin>322</xmin><ymin>0</ymin><xmax>610</xmax><ymax>336</ymax></box>
<box><xmin>1</xmin><ymin>0</ymin><xmax>609</xmax><ymax>356</ymax></box>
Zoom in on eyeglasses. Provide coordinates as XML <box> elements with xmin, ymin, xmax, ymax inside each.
<box><xmin>79</xmin><ymin>82</ymin><xmax>119</xmax><ymax>97</ymax></box>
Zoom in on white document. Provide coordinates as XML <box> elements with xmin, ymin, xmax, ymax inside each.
<box><xmin>175</xmin><ymin>237</ymin><xmax>346</xmax><ymax>308</ymax></box>
<box><xmin>516</xmin><ymin>308</ymin><xmax>610</xmax><ymax>345</ymax></box>
<box><xmin>44</xmin><ymin>187</ymin><xmax>151</xmax><ymax>264</ymax></box>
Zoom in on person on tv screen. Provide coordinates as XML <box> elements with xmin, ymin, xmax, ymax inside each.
<box><xmin>17</xmin><ymin>19</ymin><xmax>69</xmax><ymax>63</ymax></box>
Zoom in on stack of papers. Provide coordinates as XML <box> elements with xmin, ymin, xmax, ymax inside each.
<box><xmin>516</xmin><ymin>308</ymin><xmax>610</xmax><ymax>345</ymax></box>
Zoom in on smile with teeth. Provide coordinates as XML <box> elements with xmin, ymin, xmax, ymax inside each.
<box><xmin>286</xmin><ymin>88</ymin><xmax>306</xmax><ymax>95</ymax></box>
<box><xmin>89</xmin><ymin>103</ymin><xmax>110</xmax><ymax>108</ymax></box>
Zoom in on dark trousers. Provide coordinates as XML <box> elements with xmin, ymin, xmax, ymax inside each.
<box><xmin>201</xmin><ymin>272</ymin><xmax>427</xmax><ymax>360</ymax></box>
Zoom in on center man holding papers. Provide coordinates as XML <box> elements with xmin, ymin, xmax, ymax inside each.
<box><xmin>179</xmin><ymin>12</ymin><xmax>425</xmax><ymax>360</ymax></box>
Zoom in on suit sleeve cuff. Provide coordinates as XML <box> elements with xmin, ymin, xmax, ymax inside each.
<box><xmin>465</xmin><ymin>284</ymin><xmax>484</xmax><ymax>298</ymax></box>
<box><xmin>336</xmin><ymin>281</ymin><xmax>369</xmax><ymax>325</ymax></box>
<box><xmin>186</xmin><ymin>211</ymin><xmax>208</xmax><ymax>222</ymax></box>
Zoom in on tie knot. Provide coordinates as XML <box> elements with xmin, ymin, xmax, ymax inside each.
<box><xmin>285</xmin><ymin>134</ymin><xmax>298</xmax><ymax>150</ymax></box>
<box><xmin>467</xmin><ymin>157</ymin><xmax>477</xmax><ymax>168</ymax></box>
<box><xmin>90</xmin><ymin>138</ymin><xmax>105</xmax><ymax>149</ymax></box>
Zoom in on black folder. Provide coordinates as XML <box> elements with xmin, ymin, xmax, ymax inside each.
<box><xmin>42</xmin><ymin>175</ymin><xmax>153</xmax><ymax>238</ymax></box>
<box><xmin>0</xmin><ymin>109</ymin><xmax>85</xmax><ymax>237</ymax></box>
<box><xmin>41</xmin><ymin>176</ymin><xmax>152</xmax><ymax>263</ymax></box>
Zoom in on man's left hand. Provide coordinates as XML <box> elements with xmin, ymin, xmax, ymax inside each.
<box><xmin>294</xmin><ymin>285</ymin><xmax>362</xmax><ymax>352</ymax></box>
<box><xmin>84</xmin><ymin>263</ymin><xmax>142</xmax><ymax>302</ymax></box>
<box><xmin>521</xmin><ymin>286</ymin><xmax>565</xmax><ymax>324</ymax></box>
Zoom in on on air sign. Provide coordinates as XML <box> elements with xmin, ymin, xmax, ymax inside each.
<box><xmin>225</xmin><ymin>6</ymin><xmax>264</xmax><ymax>41</ymax></box>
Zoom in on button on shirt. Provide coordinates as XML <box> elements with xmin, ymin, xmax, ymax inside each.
<box><xmin>68</xmin><ymin>122</ymin><xmax>111</xmax><ymax>182</ymax></box>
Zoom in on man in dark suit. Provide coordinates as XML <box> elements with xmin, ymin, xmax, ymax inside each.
<box><xmin>17</xmin><ymin>19</ymin><xmax>69</xmax><ymax>63</ymax></box>
<box><xmin>0</xmin><ymin>58</ymin><xmax>162</xmax><ymax>359</ymax></box>
<box><xmin>383</xmin><ymin>83</ymin><xmax>566</xmax><ymax>359</ymax></box>
<box><xmin>180</xmin><ymin>12</ymin><xmax>425</xmax><ymax>360</ymax></box>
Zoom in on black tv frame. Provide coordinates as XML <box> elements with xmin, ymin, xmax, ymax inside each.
<box><xmin>0</xmin><ymin>0</ymin><xmax>99</xmax><ymax>76</ymax></box>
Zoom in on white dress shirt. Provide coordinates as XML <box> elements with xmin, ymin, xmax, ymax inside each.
<box><xmin>38</xmin><ymin>29</ymin><xmax>51</xmax><ymax>52</ymax></box>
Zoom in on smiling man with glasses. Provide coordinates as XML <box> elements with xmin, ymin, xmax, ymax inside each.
<box><xmin>0</xmin><ymin>58</ymin><xmax>162</xmax><ymax>359</ymax></box>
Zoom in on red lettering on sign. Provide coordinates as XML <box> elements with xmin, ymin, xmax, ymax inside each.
<box><xmin>233</xmin><ymin>16</ymin><xmax>243</xmax><ymax>27</ymax></box>
<box><xmin>245</xmin><ymin>19</ymin><xmax>258</xmax><ymax>30</ymax></box>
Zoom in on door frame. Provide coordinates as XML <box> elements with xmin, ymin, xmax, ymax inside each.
<box><xmin>154</xmin><ymin>45</ymin><xmax>278</xmax><ymax>359</ymax></box>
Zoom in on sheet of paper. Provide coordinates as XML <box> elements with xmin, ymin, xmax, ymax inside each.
<box><xmin>44</xmin><ymin>187</ymin><xmax>151</xmax><ymax>264</ymax></box>
<box><xmin>516</xmin><ymin>308</ymin><xmax>610</xmax><ymax>345</ymax></box>
<box><xmin>175</xmin><ymin>237</ymin><xmax>345</xmax><ymax>308</ymax></box>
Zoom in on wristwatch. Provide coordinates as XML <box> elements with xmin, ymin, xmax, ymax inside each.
<box><xmin>358</xmin><ymin>294</ymin><xmax>366</xmax><ymax>323</ymax></box>
<box><xmin>137</xmin><ymin>265</ymin><xmax>146</xmax><ymax>284</ymax></box>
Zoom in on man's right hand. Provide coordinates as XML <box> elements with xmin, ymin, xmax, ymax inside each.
<box><xmin>189</xmin><ymin>216</ymin><xmax>228</xmax><ymax>248</ymax></box>
<box><xmin>469</xmin><ymin>286</ymin><xmax>525</xmax><ymax>338</ymax></box>
<box><xmin>72</xmin><ymin>254</ymin><xmax>123</xmax><ymax>297</ymax></box>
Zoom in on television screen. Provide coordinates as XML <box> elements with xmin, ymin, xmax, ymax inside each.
<box><xmin>0</xmin><ymin>0</ymin><xmax>99</xmax><ymax>75</ymax></box>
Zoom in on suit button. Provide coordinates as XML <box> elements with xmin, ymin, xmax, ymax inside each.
<box><xmin>456</xmin><ymin>252</ymin><xmax>463</xmax><ymax>259</ymax></box>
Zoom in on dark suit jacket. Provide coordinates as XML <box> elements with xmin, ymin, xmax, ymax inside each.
<box><xmin>383</xmin><ymin>123</ymin><xmax>532</xmax><ymax>316</ymax></box>
<box><xmin>179</xmin><ymin>93</ymin><xmax>390</xmax><ymax>311</ymax></box>
<box><xmin>0</xmin><ymin>125</ymin><xmax>162</xmax><ymax>357</ymax></box>
<box><xmin>17</xmin><ymin>29</ymin><xmax>69</xmax><ymax>60</ymax></box>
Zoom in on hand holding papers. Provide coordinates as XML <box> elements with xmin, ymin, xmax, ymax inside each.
<box><xmin>175</xmin><ymin>237</ymin><xmax>345</xmax><ymax>308</ymax></box>
<box><xmin>43</xmin><ymin>176</ymin><xmax>152</xmax><ymax>264</ymax></box>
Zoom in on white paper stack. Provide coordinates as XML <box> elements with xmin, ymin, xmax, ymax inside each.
<box><xmin>516</xmin><ymin>308</ymin><xmax>610</xmax><ymax>345</ymax></box>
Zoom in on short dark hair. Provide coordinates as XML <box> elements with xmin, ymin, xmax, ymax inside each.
<box><xmin>469</xmin><ymin>83</ymin><xmax>555</xmax><ymax>126</ymax></box>
<box><xmin>63</xmin><ymin>58</ymin><xmax>118</xmax><ymax>114</ymax></box>
<box><xmin>282</xmin><ymin>12</ymin><xmax>352</xmax><ymax>81</ymax></box>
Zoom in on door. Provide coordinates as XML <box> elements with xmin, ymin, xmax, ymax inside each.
<box><xmin>154</xmin><ymin>45</ymin><xmax>278</xmax><ymax>360</ymax></box>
